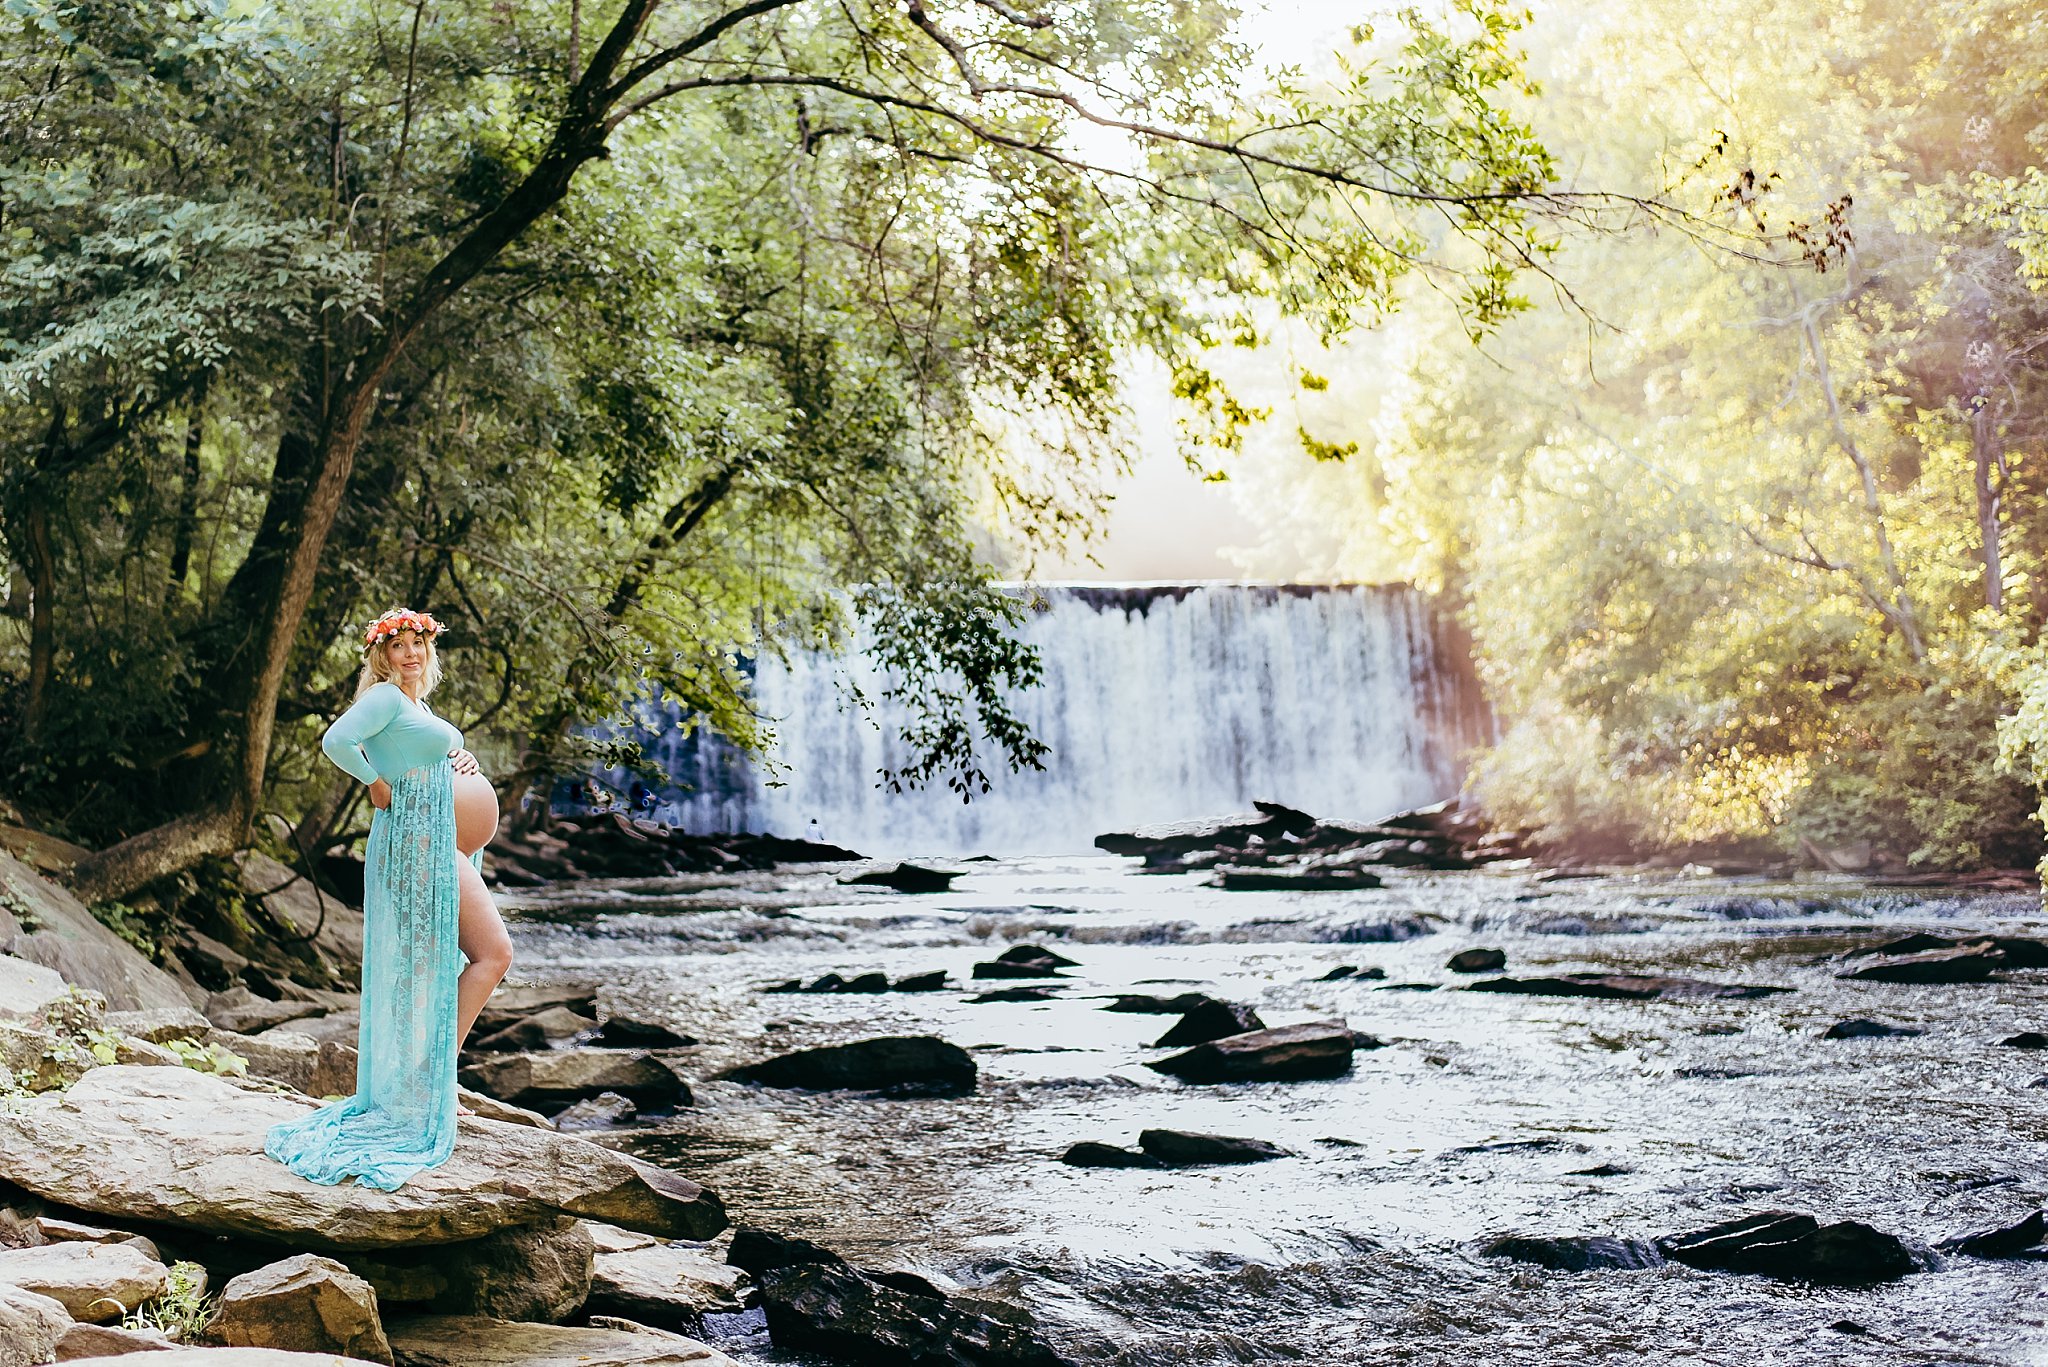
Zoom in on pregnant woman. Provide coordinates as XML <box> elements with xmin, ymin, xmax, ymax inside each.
<box><xmin>264</xmin><ymin>608</ymin><xmax>513</xmax><ymax>1190</ymax></box>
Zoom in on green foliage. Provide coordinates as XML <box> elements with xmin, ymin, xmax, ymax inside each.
<box><xmin>124</xmin><ymin>1260</ymin><xmax>219</xmax><ymax>1343</ymax></box>
<box><xmin>165</xmin><ymin>1036</ymin><xmax>247</xmax><ymax>1077</ymax></box>
<box><xmin>86</xmin><ymin>899</ymin><xmax>161</xmax><ymax>961</ymax></box>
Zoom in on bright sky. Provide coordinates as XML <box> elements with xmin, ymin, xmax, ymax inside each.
<box><xmin>1030</xmin><ymin>2</ymin><xmax>1363</xmax><ymax>583</ymax></box>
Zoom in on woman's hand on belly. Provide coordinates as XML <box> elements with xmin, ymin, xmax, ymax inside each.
<box><xmin>450</xmin><ymin>747</ymin><xmax>482</xmax><ymax>776</ymax></box>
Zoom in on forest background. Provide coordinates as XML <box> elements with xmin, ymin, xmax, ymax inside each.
<box><xmin>5</xmin><ymin>0</ymin><xmax>2048</xmax><ymax>948</ymax></box>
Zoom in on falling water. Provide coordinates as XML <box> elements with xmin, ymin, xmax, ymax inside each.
<box><xmin>574</xmin><ymin>583</ymin><xmax>1491</xmax><ymax>854</ymax></box>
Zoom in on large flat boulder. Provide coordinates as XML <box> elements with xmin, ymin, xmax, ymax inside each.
<box><xmin>53</xmin><ymin>1320</ymin><xmax>178</xmax><ymax>1356</ymax></box>
<box><xmin>0</xmin><ymin>1066</ymin><xmax>725</xmax><ymax>1250</ymax></box>
<box><xmin>0</xmin><ymin>851</ymin><xmax>193</xmax><ymax>1012</ymax></box>
<box><xmin>384</xmin><ymin>1315</ymin><xmax>737</xmax><ymax>1366</ymax></box>
<box><xmin>1145</xmin><ymin>1021</ymin><xmax>1355</xmax><ymax>1082</ymax></box>
<box><xmin>60</xmin><ymin>1353</ymin><xmax>390</xmax><ymax>1365</ymax></box>
<box><xmin>0</xmin><ymin>1239</ymin><xmax>168</xmax><ymax>1322</ymax></box>
<box><xmin>587</xmin><ymin>1239</ymin><xmax>746</xmax><ymax>1334</ymax></box>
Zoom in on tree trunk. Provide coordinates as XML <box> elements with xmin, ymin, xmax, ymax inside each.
<box><xmin>1973</xmin><ymin>399</ymin><xmax>2005</xmax><ymax>612</ymax></box>
<box><xmin>167</xmin><ymin>372</ymin><xmax>209</xmax><ymax>603</ymax></box>
<box><xmin>20</xmin><ymin>497</ymin><xmax>56</xmax><ymax>747</ymax></box>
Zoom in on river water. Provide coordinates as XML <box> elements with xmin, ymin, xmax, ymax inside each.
<box><xmin>500</xmin><ymin>855</ymin><xmax>2048</xmax><ymax>1366</ymax></box>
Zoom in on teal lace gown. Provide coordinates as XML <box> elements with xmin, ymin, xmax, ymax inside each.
<box><xmin>264</xmin><ymin>680</ymin><xmax>484</xmax><ymax>1191</ymax></box>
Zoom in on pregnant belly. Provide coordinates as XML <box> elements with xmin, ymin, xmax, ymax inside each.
<box><xmin>452</xmin><ymin>770</ymin><xmax>499</xmax><ymax>857</ymax></box>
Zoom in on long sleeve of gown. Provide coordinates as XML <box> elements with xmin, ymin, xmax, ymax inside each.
<box><xmin>321</xmin><ymin>686</ymin><xmax>405</xmax><ymax>784</ymax></box>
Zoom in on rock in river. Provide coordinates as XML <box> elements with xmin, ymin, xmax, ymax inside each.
<box><xmin>1059</xmin><ymin>1141</ymin><xmax>1158</xmax><ymax>1169</ymax></box>
<box><xmin>720</xmin><ymin>1035</ymin><xmax>977</xmax><ymax>1093</ymax></box>
<box><xmin>1656</xmin><ymin>1211</ymin><xmax>1927</xmax><ymax>1284</ymax></box>
<box><xmin>0</xmin><ymin>1065</ymin><xmax>725</xmax><ymax>1248</ymax></box>
<box><xmin>1479</xmin><ymin>1235</ymin><xmax>1666</xmax><ymax>1272</ymax></box>
<box><xmin>1935</xmin><ymin>1210</ymin><xmax>2046</xmax><ymax>1258</ymax></box>
<box><xmin>1836</xmin><ymin>941</ymin><xmax>2006</xmax><ymax>984</ymax></box>
<box><xmin>586</xmin><ymin>1235</ymin><xmax>746</xmax><ymax>1334</ymax></box>
<box><xmin>1210</xmin><ymin>866</ymin><xmax>1383</xmax><ymax>892</ymax></box>
<box><xmin>1447</xmin><ymin>948</ymin><xmax>1507</xmax><ymax>974</ymax></box>
<box><xmin>753</xmin><ymin>1260</ymin><xmax>1070</xmax><ymax>1367</ymax></box>
<box><xmin>469</xmin><ymin>1005</ymin><xmax>600</xmax><ymax>1053</ymax></box>
<box><xmin>972</xmin><ymin>945</ymin><xmax>1078</xmax><ymax>979</ymax></box>
<box><xmin>838</xmin><ymin>863</ymin><xmax>959</xmax><ymax>894</ymax></box>
<box><xmin>459</xmin><ymin>1049</ymin><xmax>689</xmax><ymax>1114</ymax></box>
<box><xmin>1146</xmin><ymin>1020</ymin><xmax>1356</xmax><ymax>1083</ymax></box>
<box><xmin>1151</xmin><ymin>1000</ymin><xmax>1265</xmax><ymax>1047</ymax></box>
<box><xmin>2001</xmin><ymin>1031</ymin><xmax>2048</xmax><ymax>1049</ymax></box>
<box><xmin>1465</xmin><ymin>973</ymin><xmax>1789</xmax><ymax>1002</ymax></box>
<box><xmin>1136</xmin><ymin>1129</ymin><xmax>1288</xmax><ymax>1165</ymax></box>
<box><xmin>1822</xmin><ymin>1019</ymin><xmax>1923</xmax><ymax>1039</ymax></box>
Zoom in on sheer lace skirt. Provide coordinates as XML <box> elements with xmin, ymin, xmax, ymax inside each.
<box><xmin>265</xmin><ymin>757</ymin><xmax>463</xmax><ymax>1190</ymax></box>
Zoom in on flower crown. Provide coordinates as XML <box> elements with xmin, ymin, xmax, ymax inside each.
<box><xmin>362</xmin><ymin>608</ymin><xmax>445</xmax><ymax>650</ymax></box>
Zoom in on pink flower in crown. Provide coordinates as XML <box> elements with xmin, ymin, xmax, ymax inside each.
<box><xmin>363</xmin><ymin>607</ymin><xmax>446</xmax><ymax>649</ymax></box>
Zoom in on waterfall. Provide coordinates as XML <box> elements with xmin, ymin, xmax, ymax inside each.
<box><xmin>568</xmin><ymin>583</ymin><xmax>1491</xmax><ymax>855</ymax></box>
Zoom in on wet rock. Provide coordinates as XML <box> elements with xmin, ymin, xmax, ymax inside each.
<box><xmin>891</xmin><ymin>971</ymin><xmax>949</xmax><ymax>992</ymax></box>
<box><xmin>1212</xmin><ymin>866</ymin><xmax>1384</xmax><ymax>891</ymax></box>
<box><xmin>0</xmin><ymin>1239</ymin><xmax>168</xmax><ymax>1322</ymax></box>
<box><xmin>593</xmin><ymin>1016</ymin><xmax>696</xmax><ymax>1048</ymax></box>
<box><xmin>727</xmin><ymin>1226</ymin><xmax>846</xmax><ymax>1276</ymax></box>
<box><xmin>457</xmin><ymin>1088</ymin><xmax>555</xmax><ymax>1130</ymax></box>
<box><xmin>1837</xmin><ymin>942</ymin><xmax>2005</xmax><ymax>984</ymax></box>
<box><xmin>554</xmin><ymin>1093</ymin><xmax>639</xmax><ymax>1130</ymax></box>
<box><xmin>1934</xmin><ymin>1210</ymin><xmax>2046</xmax><ymax>1258</ymax></box>
<box><xmin>969</xmin><ymin>986</ymin><xmax>1061</xmax><ymax>1003</ymax></box>
<box><xmin>1376</xmin><ymin>982</ymin><xmax>1438</xmax><ymax>992</ymax></box>
<box><xmin>1465</xmin><ymin>973</ymin><xmax>1789</xmax><ymax>1002</ymax></box>
<box><xmin>2001</xmin><ymin>1032</ymin><xmax>2048</xmax><ymax>1049</ymax></box>
<box><xmin>385</xmin><ymin>1314</ymin><xmax>737</xmax><ymax>1366</ymax></box>
<box><xmin>1100</xmin><ymin>993</ymin><xmax>1213</xmax><ymax>1013</ymax></box>
<box><xmin>722</xmin><ymin>1036</ymin><xmax>977</xmax><ymax>1093</ymax></box>
<box><xmin>1315</xmin><ymin>965</ymin><xmax>1386</xmax><ymax>982</ymax></box>
<box><xmin>838</xmin><ymin>863</ymin><xmax>958</xmax><ymax>894</ymax></box>
<box><xmin>1137</xmin><ymin>1129</ymin><xmax>1288</xmax><ymax>1165</ymax></box>
<box><xmin>1479</xmin><ymin>1235</ymin><xmax>1665</xmax><ymax>1271</ymax></box>
<box><xmin>1152</xmin><ymin>1001</ymin><xmax>1265</xmax><ymax>1047</ymax></box>
<box><xmin>0</xmin><ymin>1284</ymin><xmax>72</xmax><ymax>1367</ymax></box>
<box><xmin>1058</xmin><ymin>1141</ymin><xmax>1157</xmax><ymax>1168</ymax></box>
<box><xmin>53</xmin><ymin>1319</ymin><xmax>177</xmax><ymax>1356</ymax></box>
<box><xmin>1447</xmin><ymin>948</ymin><xmax>1507</xmax><ymax>974</ymax></box>
<box><xmin>458</xmin><ymin>1049</ymin><xmax>689</xmax><ymax>1115</ymax></box>
<box><xmin>1840</xmin><ymin>932</ymin><xmax>1958</xmax><ymax>959</ymax></box>
<box><xmin>838</xmin><ymin>973</ymin><xmax>892</xmax><ymax>993</ymax></box>
<box><xmin>1822</xmin><ymin>1019</ymin><xmax>1923</xmax><ymax>1039</ymax></box>
<box><xmin>472</xmin><ymin>983</ymin><xmax>600</xmax><ymax>1040</ymax></box>
<box><xmin>971</xmin><ymin>945</ymin><xmax>1079</xmax><ymax>980</ymax></box>
<box><xmin>588</xmin><ymin>1239</ymin><xmax>747</xmax><ymax>1335</ymax></box>
<box><xmin>469</xmin><ymin>1006</ymin><xmax>599</xmax><ymax>1053</ymax></box>
<box><xmin>753</xmin><ymin>1260</ymin><xmax>1069</xmax><ymax>1367</ymax></box>
<box><xmin>1146</xmin><ymin>1020</ymin><xmax>1356</xmax><ymax>1083</ymax></box>
<box><xmin>1656</xmin><ymin>1211</ymin><xmax>1927</xmax><ymax>1284</ymax></box>
<box><xmin>1096</xmin><ymin>804</ymin><xmax>1317</xmax><ymax>860</ymax></box>
<box><xmin>211</xmin><ymin>1254</ymin><xmax>393</xmax><ymax>1363</ymax></box>
<box><xmin>0</xmin><ymin>1065</ymin><xmax>725</xmax><ymax>1248</ymax></box>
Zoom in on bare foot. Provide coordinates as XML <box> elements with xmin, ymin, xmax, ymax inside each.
<box><xmin>457</xmin><ymin>1102</ymin><xmax>475</xmax><ymax>1118</ymax></box>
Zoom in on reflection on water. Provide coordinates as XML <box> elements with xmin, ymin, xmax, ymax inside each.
<box><xmin>501</xmin><ymin>856</ymin><xmax>2048</xmax><ymax>1365</ymax></box>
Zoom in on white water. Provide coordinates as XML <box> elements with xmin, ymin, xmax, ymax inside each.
<box><xmin>588</xmin><ymin>583</ymin><xmax>1489</xmax><ymax>854</ymax></box>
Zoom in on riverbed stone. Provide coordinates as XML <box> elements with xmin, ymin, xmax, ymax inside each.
<box><xmin>1212</xmin><ymin>866</ymin><xmax>1384</xmax><ymax>891</ymax></box>
<box><xmin>554</xmin><ymin>1093</ymin><xmax>639</xmax><ymax>1130</ymax></box>
<box><xmin>0</xmin><ymin>1065</ymin><xmax>725</xmax><ymax>1249</ymax></box>
<box><xmin>971</xmin><ymin>945</ymin><xmax>1077</xmax><ymax>980</ymax></box>
<box><xmin>587</xmin><ymin>1239</ymin><xmax>746</xmax><ymax>1334</ymax></box>
<box><xmin>1480</xmin><ymin>1235</ymin><xmax>1665</xmax><ymax>1271</ymax></box>
<box><xmin>1136</xmin><ymin>1129</ymin><xmax>1288</xmax><ymax>1165</ymax></box>
<box><xmin>721</xmin><ymin>1035</ymin><xmax>977</xmax><ymax>1092</ymax></box>
<box><xmin>472</xmin><ymin>984</ymin><xmax>600</xmax><ymax>1039</ymax></box>
<box><xmin>1152</xmin><ymin>1001</ymin><xmax>1265</xmax><ymax>1047</ymax></box>
<box><xmin>1447</xmin><ymin>948</ymin><xmax>1507</xmax><ymax>974</ymax></box>
<box><xmin>1096</xmin><ymin>805</ymin><xmax>1317</xmax><ymax>860</ymax></box>
<box><xmin>2000</xmin><ymin>1031</ymin><xmax>2048</xmax><ymax>1049</ymax></box>
<box><xmin>383</xmin><ymin>1314</ymin><xmax>738</xmax><ymax>1366</ymax></box>
<box><xmin>347</xmin><ymin>1219</ymin><xmax>592</xmax><ymax>1323</ymax></box>
<box><xmin>1836</xmin><ymin>942</ymin><xmax>2005</xmax><ymax>984</ymax></box>
<box><xmin>593</xmin><ymin>1016</ymin><xmax>696</xmax><ymax>1048</ymax></box>
<box><xmin>1146</xmin><ymin>1020</ymin><xmax>1356</xmax><ymax>1083</ymax></box>
<box><xmin>469</xmin><ymin>1006</ymin><xmax>599</xmax><ymax>1054</ymax></box>
<box><xmin>1656</xmin><ymin>1211</ymin><xmax>1927</xmax><ymax>1284</ymax></box>
<box><xmin>458</xmin><ymin>1049</ymin><xmax>689</xmax><ymax>1114</ymax></box>
<box><xmin>1059</xmin><ymin>1142</ymin><xmax>1159</xmax><ymax>1169</ymax></box>
<box><xmin>1465</xmin><ymin>973</ymin><xmax>1790</xmax><ymax>1002</ymax></box>
<box><xmin>0</xmin><ymin>1240</ymin><xmax>169</xmax><ymax>1322</ymax></box>
<box><xmin>1100</xmin><ymin>993</ymin><xmax>1215</xmax><ymax>1014</ymax></box>
<box><xmin>210</xmin><ymin>1255</ymin><xmax>392</xmax><ymax>1363</ymax></box>
<box><xmin>0</xmin><ymin>1283</ymin><xmax>72</xmax><ymax>1367</ymax></box>
<box><xmin>753</xmin><ymin>1260</ymin><xmax>1069</xmax><ymax>1367</ymax></box>
<box><xmin>838</xmin><ymin>863</ymin><xmax>958</xmax><ymax>894</ymax></box>
<box><xmin>1822</xmin><ymin>1019</ymin><xmax>1923</xmax><ymax>1039</ymax></box>
<box><xmin>1935</xmin><ymin>1210</ymin><xmax>2045</xmax><ymax>1258</ymax></box>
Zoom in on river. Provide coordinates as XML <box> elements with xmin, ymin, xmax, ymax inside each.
<box><xmin>498</xmin><ymin>853</ymin><xmax>2048</xmax><ymax>1366</ymax></box>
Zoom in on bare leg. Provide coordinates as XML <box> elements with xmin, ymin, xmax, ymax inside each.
<box><xmin>455</xmin><ymin>856</ymin><xmax>513</xmax><ymax>1054</ymax></box>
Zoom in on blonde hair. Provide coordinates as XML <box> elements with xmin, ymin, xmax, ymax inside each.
<box><xmin>354</xmin><ymin>630</ymin><xmax>444</xmax><ymax>702</ymax></box>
